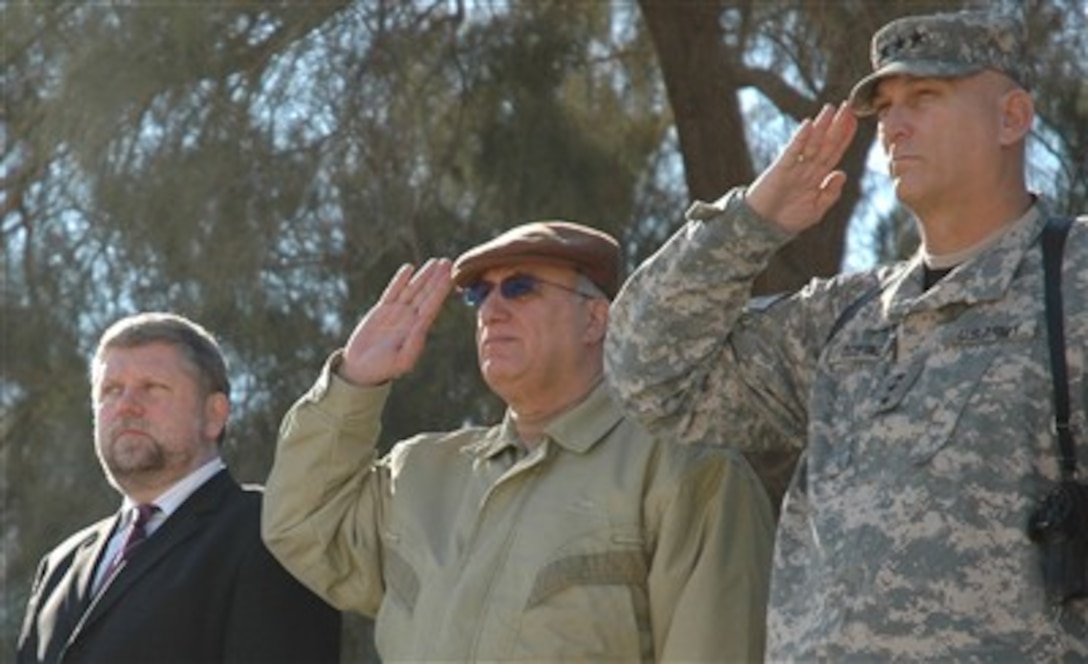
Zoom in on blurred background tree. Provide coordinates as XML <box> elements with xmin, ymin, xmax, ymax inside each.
<box><xmin>3</xmin><ymin>1</ymin><xmax>1085</xmax><ymax>659</ymax></box>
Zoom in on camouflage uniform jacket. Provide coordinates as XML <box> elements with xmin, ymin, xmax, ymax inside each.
<box><xmin>262</xmin><ymin>355</ymin><xmax>774</xmax><ymax>662</ymax></box>
<box><xmin>604</xmin><ymin>188</ymin><xmax>1088</xmax><ymax>660</ymax></box>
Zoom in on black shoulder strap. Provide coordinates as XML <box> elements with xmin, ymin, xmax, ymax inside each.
<box><xmin>1042</xmin><ymin>216</ymin><xmax>1076</xmax><ymax>480</ymax></box>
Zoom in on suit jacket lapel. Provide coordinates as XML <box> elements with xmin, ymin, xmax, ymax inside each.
<box><xmin>37</xmin><ymin>517</ymin><xmax>116</xmax><ymax>662</ymax></box>
<box><xmin>76</xmin><ymin>471</ymin><xmax>236</xmax><ymax>634</ymax></box>
<box><xmin>74</xmin><ymin>518</ymin><xmax>117</xmax><ymax>607</ymax></box>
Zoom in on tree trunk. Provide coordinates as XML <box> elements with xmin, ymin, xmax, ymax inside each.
<box><xmin>637</xmin><ymin>0</ymin><xmax>879</xmax><ymax>514</ymax></box>
<box><xmin>639</xmin><ymin>0</ymin><xmax>755</xmax><ymax>200</ymax></box>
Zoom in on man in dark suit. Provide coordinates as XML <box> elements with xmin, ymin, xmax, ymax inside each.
<box><xmin>17</xmin><ymin>312</ymin><xmax>341</xmax><ymax>663</ymax></box>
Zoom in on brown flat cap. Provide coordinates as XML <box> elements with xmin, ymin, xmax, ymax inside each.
<box><xmin>452</xmin><ymin>221</ymin><xmax>621</xmax><ymax>299</ymax></box>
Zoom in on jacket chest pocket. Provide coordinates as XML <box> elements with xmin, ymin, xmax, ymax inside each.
<box><xmin>813</xmin><ymin>318</ymin><xmax>1040</xmax><ymax>486</ymax></box>
<box><xmin>517</xmin><ymin>533</ymin><xmax>650</xmax><ymax>660</ymax></box>
<box><xmin>811</xmin><ymin>328</ymin><xmax>894</xmax><ymax>479</ymax></box>
<box><xmin>526</xmin><ymin>545</ymin><xmax>647</xmax><ymax>609</ymax></box>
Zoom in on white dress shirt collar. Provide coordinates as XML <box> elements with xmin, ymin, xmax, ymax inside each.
<box><xmin>118</xmin><ymin>457</ymin><xmax>227</xmax><ymax>535</ymax></box>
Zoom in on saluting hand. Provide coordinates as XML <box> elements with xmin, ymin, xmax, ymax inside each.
<box><xmin>338</xmin><ymin>258</ymin><xmax>453</xmax><ymax>387</ymax></box>
<box><xmin>746</xmin><ymin>101</ymin><xmax>858</xmax><ymax>235</ymax></box>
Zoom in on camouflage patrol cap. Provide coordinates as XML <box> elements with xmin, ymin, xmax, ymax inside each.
<box><xmin>849</xmin><ymin>10</ymin><xmax>1030</xmax><ymax>116</ymax></box>
<box><xmin>452</xmin><ymin>221</ymin><xmax>620</xmax><ymax>299</ymax></box>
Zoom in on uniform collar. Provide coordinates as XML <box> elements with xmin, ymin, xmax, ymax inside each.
<box><xmin>884</xmin><ymin>202</ymin><xmax>1045</xmax><ymax>318</ymax></box>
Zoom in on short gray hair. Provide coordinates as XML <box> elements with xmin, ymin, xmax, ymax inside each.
<box><xmin>575</xmin><ymin>273</ymin><xmax>608</xmax><ymax>300</ymax></box>
<box><xmin>92</xmin><ymin>312</ymin><xmax>231</xmax><ymax>401</ymax></box>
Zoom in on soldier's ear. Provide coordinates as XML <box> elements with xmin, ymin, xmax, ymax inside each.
<box><xmin>998</xmin><ymin>87</ymin><xmax>1033</xmax><ymax>146</ymax></box>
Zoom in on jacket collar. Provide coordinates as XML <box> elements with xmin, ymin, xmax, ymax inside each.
<box><xmin>478</xmin><ymin>381</ymin><xmax>623</xmax><ymax>459</ymax></box>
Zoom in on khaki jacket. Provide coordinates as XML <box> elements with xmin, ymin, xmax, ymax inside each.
<box><xmin>263</xmin><ymin>357</ymin><xmax>773</xmax><ymax>662</ymax></box>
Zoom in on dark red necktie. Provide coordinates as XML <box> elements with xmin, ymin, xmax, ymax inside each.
<box><xmin>103</xmin><ymin>504</ymin><xmax>158</xmax><ymax>580</ymax></box>
<box><xmin>120</xmin><ymin>503</ymin><xmax>157</xmax><ymax>559</ymax></box>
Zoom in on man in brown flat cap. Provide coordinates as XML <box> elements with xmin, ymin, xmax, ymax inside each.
<box><xmin>261</xmin><ymin>221</ymin><xmax>774</xmax><ymax>661</ymax></box>
<box><xmin>606</xmin><ymin>7</ymin><xmax>1088</xmax><ymax>661</ymax></box>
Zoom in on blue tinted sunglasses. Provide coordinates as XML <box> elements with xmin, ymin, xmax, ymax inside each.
<box><xmin>461</xmin><ymin>273</ymin><xmax>594</xmax><ymax>308</ymax></box>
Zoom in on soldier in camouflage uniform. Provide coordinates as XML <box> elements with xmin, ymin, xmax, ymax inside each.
<box><xmin>605</xmin><ymin>9</ymin><xmax>1088</xmax><ymax>660</ymax></box>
